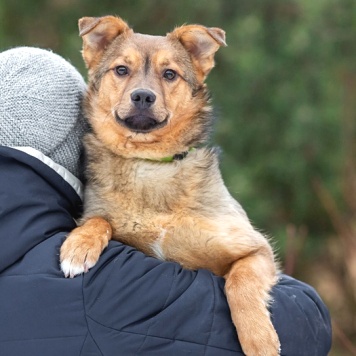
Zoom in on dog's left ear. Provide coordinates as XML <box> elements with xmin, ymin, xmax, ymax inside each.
<box><xmin>169</xmin><ymin>25</ymin><xmax>226</xmax><ymax>81</ymax></box>
<box><xmin>79</xmin><ymin>16</ymin><xmax>131</xmax><ymax>69</ymax></box>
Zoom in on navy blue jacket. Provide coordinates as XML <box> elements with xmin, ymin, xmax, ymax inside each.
<box><xmin>0</xmin><ymin>146</ymin><xmax>331</xmax><ymax>355</ymax></box>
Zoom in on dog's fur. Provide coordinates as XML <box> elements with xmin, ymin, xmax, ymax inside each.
<box><xmin>60</xmin><ymin>15</ymin><xmax>280</xmax><ymax>355</ymax></box>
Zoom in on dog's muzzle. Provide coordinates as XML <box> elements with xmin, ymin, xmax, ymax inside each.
<box><xmin>115</xmin><ymin>88</ymin><xmax>169</xmax><ymax>133</ymax></box>
<box><xmin>115</xmin><ymin>112</ymin><xmax>168</xmax><ymax>133</ymax></box>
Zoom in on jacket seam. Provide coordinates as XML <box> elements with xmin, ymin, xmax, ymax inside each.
<box><xmin>202</xmin><ymin>272</ymin><xmax>217</xmax><ymax>356</ymax></box>
<box><xmin>80</xmin><ymin>276</ymin><xmax>104</xmax><ymax>356</ymax></box>
<box><xmin>135</xmin><ymin>264</ymin><xmax>177</xmax><ymax>354</ymax></box>
<box><xmin>85</xmin><ymin>314</ymin><xmax>240</xmax><ymax>353</ymax></box>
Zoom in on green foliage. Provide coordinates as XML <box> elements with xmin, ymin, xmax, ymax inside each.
<box><xmin>209</xmin><ymin>1</ymin><xmax>354</xmax><ymax>241</ymax></box>
<box><xmin>1</xmin><ymin>0</ymin><xmax>355</xmax><ymax>252</ymax></box>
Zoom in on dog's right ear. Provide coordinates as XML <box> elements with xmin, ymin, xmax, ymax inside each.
<box><xmin>79</xmin><ymin>16</ymin><xmax>131</xmax><ymax>69</ymax></box>
<box><xmin>169</xmin><ymin>25</ymin><xmax>226</xmax><ymax>82</ymax></box>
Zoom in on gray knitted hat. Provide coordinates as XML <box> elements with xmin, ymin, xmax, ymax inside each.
<box><xmin>0</xmin><ymin>47</ymin><xmax>87</xmax><ymax>178</ymax></box>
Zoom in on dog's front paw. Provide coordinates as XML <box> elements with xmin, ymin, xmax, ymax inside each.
<box><xmin>60</xmin><ymin>233</ymin><xmax>100</xmax><ymax>278</ymax></box>
<box><xmin>60</xmin><ymin>217</ymin><xmax>112</xmax><ymax>278</ymax></box>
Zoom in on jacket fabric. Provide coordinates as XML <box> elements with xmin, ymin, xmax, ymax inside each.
<box><xmin>0</xmin><ymin>146</ymin><xmax>332</xmax><ymax>356</ymax></box>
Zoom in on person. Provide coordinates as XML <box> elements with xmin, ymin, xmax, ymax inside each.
<box><xmin>0</xmin><ymin>47</ymin><xmax>332</xmax><ymax>356</ymax></box>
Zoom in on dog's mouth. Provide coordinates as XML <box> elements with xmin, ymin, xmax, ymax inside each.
<box><xmin>115</xmin><ymin>112</ymin><xmax>168</xmax><ymax>133</ymax></box>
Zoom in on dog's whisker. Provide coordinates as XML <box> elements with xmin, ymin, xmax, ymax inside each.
<box><xmin>102</xmin><ymin>111</ymin><xmax>112</xmax><ymax>122</ymax></box>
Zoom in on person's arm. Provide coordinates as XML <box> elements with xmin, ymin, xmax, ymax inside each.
<box><xmin>83</xmin><ymin>241</ymin><xmax>332</xmax><ymax>355</ymax></box>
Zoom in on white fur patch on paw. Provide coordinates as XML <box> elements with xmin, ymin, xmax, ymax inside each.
<box><xmin>61</xmin><ymin>259</ymin><xmax>89</xmax><ymax>278</ymax></box>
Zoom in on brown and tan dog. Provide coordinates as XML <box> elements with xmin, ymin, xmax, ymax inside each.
<box><xmin>60</xmin><ymin>15</ymin><xmax>280</xmax><ymax>355</ymax></box>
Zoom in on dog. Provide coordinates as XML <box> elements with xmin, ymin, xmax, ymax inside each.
<box><xmin>60</xmin><ymin>15</ymin><xmax>280</xmax><ymax>355</ymax></box>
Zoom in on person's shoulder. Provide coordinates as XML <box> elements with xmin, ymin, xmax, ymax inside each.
<box><xmin>271</xmin><ymin>274</ymin><xmax>332</xmax><ymax>356</ymax></box>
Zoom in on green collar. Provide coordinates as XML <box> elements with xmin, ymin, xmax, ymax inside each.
<box><xmin>155</xmin><ymin>148</ymin><xmax>196</xmax><ymax>162</ymax></box>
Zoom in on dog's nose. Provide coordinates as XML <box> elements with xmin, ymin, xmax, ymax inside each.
<box><xmin>131</xmin><ymin>89</ymin><xmax>156</xmax><ymax>109</ymax></box>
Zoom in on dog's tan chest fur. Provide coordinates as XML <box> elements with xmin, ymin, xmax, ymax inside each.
<box><xmin>84</xmin><ymin>134</ymin><xmax>254</xmax><ymax>267</ymax></box>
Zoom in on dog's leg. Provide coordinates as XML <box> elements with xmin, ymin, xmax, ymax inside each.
<box><xmin>60</xmin><ymin>217</ymin><xmax>112</xmax><ymax>278</ymax></box>
<box><xmin>156</xmin><ymin>216</ymin><xmax>280</xmax><ymax>355</ymax></box>
<box><xmin>224</xmin><ymin>251</ymin><xmax>280</xmax><ymax>356</ymax></box>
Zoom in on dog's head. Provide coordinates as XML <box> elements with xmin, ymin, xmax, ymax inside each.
<box><xmin>80</xmin><ymin>16</ymin><xmax>226</xmax><ymax>159</ymax></box>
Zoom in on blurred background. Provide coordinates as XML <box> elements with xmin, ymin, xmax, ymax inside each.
<box><xmin>1</xmin><ymin>0</ymin><xmax>355</xmax><ymax>354</ymax></box>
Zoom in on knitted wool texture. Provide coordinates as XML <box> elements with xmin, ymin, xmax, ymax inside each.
<box><xmin>0</xmin><ymin>47</ymin><xmax>87</xmax><ymax>178</ymax></box>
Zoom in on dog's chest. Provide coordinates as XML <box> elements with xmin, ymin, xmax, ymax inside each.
<box><xmin>88</xmin><ymin>159</ymin><xmax>194</xmax><ymax>250</ymax></box>
<box><xmin>86</xmin><ymin>147</ymin><xmax>240</xmax><ymax>252</ymax></box>
<box><xmin>90</xmin><ymin>156</ymin><xmax>179</xmax><ymax>210</ymax></box>
<box><xmin>115</xmin><ymin>160</ymin><xmax>183</xmax><ymax>210</ymax></box>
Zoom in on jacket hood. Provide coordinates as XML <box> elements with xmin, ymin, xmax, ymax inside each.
<box><xmin>0</xmin><ymin>146</ymin><xmax>83</xmax><ymax>272</ymax></box>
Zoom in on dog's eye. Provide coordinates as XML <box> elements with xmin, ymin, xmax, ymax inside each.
<box><xmin>163</xmin><ymin>69</ymin><xmax>177</xmax><ymax>81</ymax></box>
<box><xmin>115</xmin><ymin>66</ymin><xmax>129</xmax><ymax>76</ymax></box>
